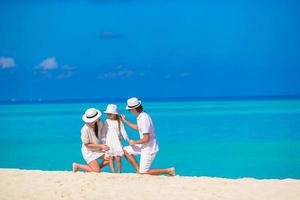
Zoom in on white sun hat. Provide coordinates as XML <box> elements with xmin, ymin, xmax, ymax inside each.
<box><xmin>82</xmin><ymin>108</ymin><xmax>102</xmax><ymax>123</ymax></box>
<box><xmin>126</xmin><ymin>97</ymin><xmax>142</xmax><ymax>110</ymax></box>
<box><xmin>104</xmin><ymin>104</ymin><xmax>119</xmax><ymax>115</ymax></box>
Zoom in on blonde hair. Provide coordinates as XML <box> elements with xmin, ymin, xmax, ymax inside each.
<box><xmin>116</xmin><ymin>115</ymin><xmax>121</xmax><ymax>132</ymax></box>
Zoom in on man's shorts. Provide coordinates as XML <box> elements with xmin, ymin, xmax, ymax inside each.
<box><xmin>124</xmin><ymin>144</ymin><xmax>156</xmax><ymax>173</ymax></box>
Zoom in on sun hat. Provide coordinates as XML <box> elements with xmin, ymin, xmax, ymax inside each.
<box><xmin>82</xmin><ymin>108</ymin><xmax>102</xmax><ymax>123</ymax></box>
<box><xmin>126</xmin><ymin>97</ymin><xmax>142</xmax><ymax>110</ymax></box>
<box><xmin>104</xmin><ymin>104</ymin><xmax>119</xmax><ymax>115</ymax></box>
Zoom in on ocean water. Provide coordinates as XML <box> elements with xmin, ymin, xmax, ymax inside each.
<box><xmin>0</xmin><ymin>99</ymin><xmax>300</xmax><ymax>179</ymax></box>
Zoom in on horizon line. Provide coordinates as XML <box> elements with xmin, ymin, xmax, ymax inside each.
<box><xmin>1</xmin><ymin>95</ymin><xmax>300</xmax><ymax>105</ymax></box>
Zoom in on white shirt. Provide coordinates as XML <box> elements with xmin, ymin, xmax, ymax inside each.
<box><xmin>137</xmin><ymin>112</ymin><xmax>159</xmax><ymax>154</ymax></box>
<box><xmin>80</xmin><ymin>120</ymin><xmax>105</xmax><ymax>163</ymax></box>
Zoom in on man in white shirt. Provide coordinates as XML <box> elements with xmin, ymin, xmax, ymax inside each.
<box><xmin>121</xmin><ymin>97</ymin><xmax>175</xmax><ymax>176</ymax></box>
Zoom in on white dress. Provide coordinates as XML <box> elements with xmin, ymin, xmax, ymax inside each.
<box><xmin>104</xmin><ymin>119</ymin><xmax>128</xmax><ymax>156</ymax></box>
<box><xmin>81</xmin><ymin>120</ymin><xmax>106</xmax><ymax>163</ymax></box>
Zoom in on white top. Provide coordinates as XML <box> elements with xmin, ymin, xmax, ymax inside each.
<box><xmin>80</xmin><ymin>120</ymin><xmax>105</xmax><ymax>163</ymax></box>
<box><xmin>137</xmin><ymin>112</ymin><xmax>159</xmax><ymax>154</ymax></box>
<box><xmin>104</xmin><ymin>119</ymin><xmax>128</xmax><ymax>156</ymax></box>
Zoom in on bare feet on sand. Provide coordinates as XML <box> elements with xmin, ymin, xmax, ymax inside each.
<box><xmin>168</xmin><ymin>167</ymin><xmax>176</xmax><ymax>176</ymax></box>
<box><xmin>72</xmin><ymin>163</ymin><xmax>78</xmax><ymax>172</ymax></box>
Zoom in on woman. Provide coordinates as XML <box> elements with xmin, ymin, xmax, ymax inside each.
<box><xmin>72</xmin><ymin>108</ymin><xmax>110</xmax><ymax>172</ymax></box>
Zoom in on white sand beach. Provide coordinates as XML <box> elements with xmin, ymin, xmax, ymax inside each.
<box><xmin>0</xmin><ymin>168</ymin><xmax>299</xmax><ymax>200</ymax></box>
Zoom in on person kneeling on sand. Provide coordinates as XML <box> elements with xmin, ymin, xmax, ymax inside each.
<box><xmin>73</xmin><ymin>108</ymin><xmax>110</xmax><ymax>172</ymax></box>
<box><xmin>121</xmin><ymin>97</ymin><xmax>175</xmax><ymax>176</ymax></box>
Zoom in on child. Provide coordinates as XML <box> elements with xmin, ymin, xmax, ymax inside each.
<box><xmin>104</xmin><ymin>104</ymin><xmax>129</xmax><ymax>173</ymax></box>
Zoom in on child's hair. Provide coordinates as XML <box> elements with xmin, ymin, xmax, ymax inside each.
<box><xmin>116</xmin><ymin>115</ymin><xmax>121</xmax><ymax>132</ymax></box>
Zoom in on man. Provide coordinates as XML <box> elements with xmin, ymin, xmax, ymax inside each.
<box><xmin>121</xmin><ymin>97</ymin><xmax>175</xmax><ymax>176</ymax></box>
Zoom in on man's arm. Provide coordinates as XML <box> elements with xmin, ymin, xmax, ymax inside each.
<box><xmin>129</xmin><ymin>134</ymin><xmax>149</xmax><ymax>145</ymax></box>
<box><xmin>121</xmin><ymin>115</ymin><xmax>138</xmax><ymax>130</ymax></box>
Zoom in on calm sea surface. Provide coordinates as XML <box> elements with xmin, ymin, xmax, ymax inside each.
<box><xmin>0</xmin><ymin>99</ymin><xmax>300</xmax><ymax>178</ymax></box>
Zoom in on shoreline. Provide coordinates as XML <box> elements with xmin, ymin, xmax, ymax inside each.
<box><xmin>1</xmin><ymin>168</ymin><xmax>299</xmax><ymax>200</ymax></box>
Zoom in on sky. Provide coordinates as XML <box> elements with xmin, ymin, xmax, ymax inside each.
<box><xmin>0</xmin><ymin>0</ymin><xmax>300</xmax><ymax>102</ymax></box>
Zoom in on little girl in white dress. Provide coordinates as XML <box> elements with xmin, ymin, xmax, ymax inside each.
<box><xmin>104</xmin><ymin>104</ymin><xmax>129</xmax><ymax>173</ymax></box>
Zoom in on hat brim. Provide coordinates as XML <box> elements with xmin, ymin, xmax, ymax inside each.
<box><xmin>82</xmin><ymin>109</ymin><xmax>101</xmax><ymax>123</ymax></box>
<box><xmin>104</xmin><ymin>111</ymin><xmax>119</xmax><ymax>115</ymax></box>
<box><xmin>126</xmin><ymin>101</ymin><xmax>141</xmax><ymax>110</ymax></box>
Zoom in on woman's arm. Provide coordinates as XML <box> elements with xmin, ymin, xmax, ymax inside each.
<box><xmin>85</xmin><ymin>143</ymin><xmax>109</xmax><ymax>150</ymax></box>
<box><xmin>121</xmin><ymin>114</ymin><xmax>138</xmax><ymax>130</ymax></box>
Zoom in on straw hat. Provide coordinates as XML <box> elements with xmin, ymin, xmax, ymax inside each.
<box><xmin>126</xmin><ymin>97</ymin><xmax>142</xmax><ymax>110</ymax></box>
<box><xmin>104</xmin><ymin>104</ymin><xmax>119</xmax><ymax>115</ymax></box>
<box><xmin>82</xmin><ymin>108</ymin><xmax>101</xmax><ymax>123</ymax></box>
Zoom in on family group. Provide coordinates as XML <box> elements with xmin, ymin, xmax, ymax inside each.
<box><xmin>72</xmin><ymin>97</ymin><xmax>175</xmax><ymax>176</ymax></box>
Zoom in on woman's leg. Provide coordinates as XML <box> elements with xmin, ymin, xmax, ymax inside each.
<box><xmin>88</xmin><ymin>160</ymin><xmax>101</xmax><ymax>172</ymax></box>
<box><xmin>99</xmin><ymin>159</ymin><xmax>110</xmax><ymax>169</ymax></box>
<box><xmin>72</xmin><ymin>160</ymin><xmax>100</xmax><ymax>173</ymax></box>
<box><xmin>116</xmin><ymin>156</ymin><xmax>122</xmax><ymax>173</ymax></box>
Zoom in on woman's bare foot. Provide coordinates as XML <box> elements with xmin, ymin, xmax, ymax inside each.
<box><xmin>72</xmin><ymin>163</ymin><xmax>78</xmax><ymax>172</ymax></box>
<box><xmin>167</xmin><ymin>167</ymin><xmax>176</xmax><ymax>176</ymax></box>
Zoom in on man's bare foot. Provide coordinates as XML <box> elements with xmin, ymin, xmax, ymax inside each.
<box><xmin>167</xmin><ymin>167</ymin><xmax>176</xmax><ymax>176</ymax></box>
<box><xmin>72</xmin><ymin>163</ymin><xmax>78</xmax><ymax>172</ymax></box>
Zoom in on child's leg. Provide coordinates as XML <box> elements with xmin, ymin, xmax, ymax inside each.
<box><xmin>115</xmin><ymin>156</ymin><xmax>122</xmax><ymax>173</ymax></box>
<box><xmin>72</xmin><ymin>160</ymin><xmax>100</xmax><ymax>173</ymax></box>
<box><xmin>108</xmin><ymin>157</ymin><xmax>115</xmax><ymax>173</ymax></box>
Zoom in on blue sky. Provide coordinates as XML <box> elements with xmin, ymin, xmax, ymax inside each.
<box><xmin>0</xmin><ymin>0</ymin><xmax>300</xmax><ymax>101</ymax></box>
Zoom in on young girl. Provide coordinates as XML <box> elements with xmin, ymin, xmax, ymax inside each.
<box><xmin>104</xmin><ymin>104</ymin><xmax>129</xmax><ymax>173</ymax></box>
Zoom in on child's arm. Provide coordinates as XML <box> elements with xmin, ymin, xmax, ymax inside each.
<box><xmin>120</xmin><ymin>122</ymin><xmax>129</xmax><ymax>141</ymax></box>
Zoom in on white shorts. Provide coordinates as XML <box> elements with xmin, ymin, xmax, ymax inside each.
<box><xmin>124</xmin><ymin>145</ymin><xmax>156</xmax><ymax>173</ymax></box>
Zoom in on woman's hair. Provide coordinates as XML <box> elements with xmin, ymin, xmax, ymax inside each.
<box><xmin>94</xmin><ymin>122</ymin><xmax>98</xmax><ymax>139</ymax></box>
<box><xmin>135</xmin><ymin>105</ymin><xmax>144</xmax><ymax>113</ymax></box>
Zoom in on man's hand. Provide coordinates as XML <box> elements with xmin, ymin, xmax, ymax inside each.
<box><xmin>120</xmin><ymin>114</ymin><xmax>126</xmax><ymax>121</ymax></box>
<box><xmin>128</xmin><ymin>139</ymin><xmax>135</xmax><ymax>146</ymax></box>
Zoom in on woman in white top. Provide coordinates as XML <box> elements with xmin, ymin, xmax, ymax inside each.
<box><xmin>104</xmin><ymin>104</ymin><xmax>129</xmax><ymax>173</ymax></box>
<box><xmin>72</xmin><ymin>108</ymin><xmax>110</xmax><ymax>172</ymax></box>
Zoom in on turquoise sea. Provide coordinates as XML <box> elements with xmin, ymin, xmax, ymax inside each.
<box><xmin>0</xmin><ymin>99</ymin><xmax>300</xmax><ymax>178</ymax></box>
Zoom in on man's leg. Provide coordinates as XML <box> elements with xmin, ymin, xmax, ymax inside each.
<box><xmin>146</xmin><ymin>168</ymin><xmax>176</xmax><ymax>176</ymax></box>
<box><xmin>123</xmin><ymin>149</ymin><xmax>139</xmax><ymax>172</ymax></box>
<box><xmin>140</xmin><ymin>153</ymin><xmax>176</xmax><ymax>176</ymax></box>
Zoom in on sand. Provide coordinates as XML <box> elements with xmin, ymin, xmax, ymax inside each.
<box><xmin>0</xmin><ymin>168</ymin><xmax>299</xmax><ymax>200</ymax></box>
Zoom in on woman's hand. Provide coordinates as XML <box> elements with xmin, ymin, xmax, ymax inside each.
<box><xmin>100</xmin><ymin>144</ymin><xmax>110</xmax><ymax>151</ymax></box>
